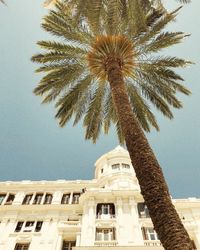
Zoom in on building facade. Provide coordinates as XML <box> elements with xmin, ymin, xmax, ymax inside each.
<box><xmin>0</xmin><ymin>146</ymin><xmax>199</xmax><ymax>250</ymax></box>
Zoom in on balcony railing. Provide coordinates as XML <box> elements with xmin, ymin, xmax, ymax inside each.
<box><xmin>94</xmin><ymin>241</ymin><xmax>117</xmax><ymax>246</ymax></box>
<box><xmin>96</xmin><ymin>214</ymin><xmax>116</xmax><ymax>219</ymax></box>
<box><xmin>144</xmin><ymin>240</ymin><xmax>162</xmax><ymax>247</ymax></box>
<box><xmin>58</xmin><ymin>220</ymin><xmax>81</xmax><ymax>232</ymax></box>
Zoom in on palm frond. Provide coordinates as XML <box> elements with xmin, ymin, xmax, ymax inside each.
<box><xmin>34</xmin><ymin>64</ymin><xmax>83</xmax><ymax>97</ymax></box>
<box><xmin>55</xmin><ymin>74</ymin><xmax>93</xmax><ymax>126</ymax></box>
<box><xmin>32</xmin><ymin>0</ymin><xmax>192</xmax><ymax>143</ymax></box>
<box><xmin>84</xmin><ymin>82</ymin><xmax>107</xmax><ymax>143</ymax></box>
<box><xmin>136</xmin><ymin>7</ymin><xmax>182</xmax><ymax>47</ymax></box>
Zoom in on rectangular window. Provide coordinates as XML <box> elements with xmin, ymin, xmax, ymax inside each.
<box><xmin>62</xmin><ymin>241</ymin><xmax>76</xmax><ymax>250</ymax></box>
<box><xmin>102</xmin><ymin>204</ymin><xmax>109</xmax><ymax>214</ymax></box>
<box><xmin>33</xmin><ymin>193</ymin><xmax>43</xmax><ymax>205</ymax></box>
<box><xmin>0</xmin><ymin>194</ymin><xmax>6</xmax><ymax>205</ymax></box>
<box><xmin>5</xmin><ymin>194</ymin><xmax>15</xmax><ymax>205</ymax></box>
<box><xmin>96</xmin><ymin>228</ymin><xmax>116</xmax><ymax>241</ymax></box>
<box><xmin>137</xmin><ymin>203</ymin><xmax>149</xmax><ymax>218</ymax></box>
<box><xmin>15</xmin><ymin>221</ymin><xmax>43</xmax><ymax>233</ymax></box>
<box><xmin>122</xmin><ymin>163</ymin><xmax>130</xmax><ymax>169</ymax></box>
<box><xmin>111</xmin><ymin>164</ymin><xmax>120</xmax><ymax>170</ymax></box>
<box><xmin>61</xmin><ymin>194</ymin><xmax>70</xmax><ymax>204</ymax></box>
<box><xmin>96</xmin><ymin>203</ymin><xmax>115</xmax><ymax>218</ymax></box>
<box><xmin>142</xmin><ymin>227</ymin><xmax>159</xmax><ymax>241</ymax></box>
<box><xmin>23</xmin><ymin>221</ymin><xmax>35</xmax><ymax>232</ymax></box>
<box><xmin>72</xmin><ymin>193</ymin><xmax>80</xmax><ymax>204</ymax></box>
<box><xmin>14</xmin><ymin>243</ymin><xmax>30</xmax><ymax>250</ymax></box>
<box><xmin>22</xmin><ymin>194</ymin><xmax>33</xmax><ymax>205</ymax></box>
<box><xmin>15</xmin><ymin>221</ymin><xmax>24</xmax><ymax>232</ymax></box>
<box><xmin>44</xmin><ymin>194</ymin><xmax>53</xmax><ymax>204</ymax></box>
<box><xmin>35</xmin><ymin>221</ymin><xmax>43</xmax><ymax>232</ymax></box>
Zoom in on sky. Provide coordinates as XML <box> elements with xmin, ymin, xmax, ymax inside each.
<box><xmin>0</xmin><ymin>0</ymin><xmax>199</xmax><ymax>198</ymax></box>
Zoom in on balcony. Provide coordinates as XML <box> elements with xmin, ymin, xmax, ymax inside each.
<box><xmin>58</xmin><ymin>220</ymin><xmax>81</xmax><ymax>232</ymax></box>
<box><xmin>96</xmin><ymin>214</ymin><xmax>116</xmax><ymax>219</ymax></box>
<box><xmin>94</xmin><ymin>241</ymin><xmax>117</xmax><ymax>247</ymax></box>
<box><xmin>74</xmin><ymin>245</ymin><xmax>163</xmax><ymax>250</ymax></box>
<box><xmin>144</xmin><ymin>240</ymin><xmax>162</xmax><ymax>247</ymax></box>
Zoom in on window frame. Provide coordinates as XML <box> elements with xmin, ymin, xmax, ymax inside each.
<box><xmin>72</xmin><ymin>193</ymin><xmax>80</xmax><ymax>204</ymax></box>
<box><xmin>14</xmin><ymin>243</ymin><xmax>30</xmax><ymax>250</ymax></box>
<box><xmin>14</xmin><ymin>221</ymin><xmax>43</xmax><ymax>233</ymax></box>
<box><xmin>43</xmin><ymin>193</ymin><xmax>53</xmax><ymax>204</ymax></box>
<box><xmin>111</xmin><ymin>164</ymin><xmax>120</xmax><ymax>170</ymax></box>
<box><xmin>32</xmin><ymin>193</ymin><xmax>43</xmax><ymax>205</ymax></box>
<box><xmin>121</xmin><ymin>163</ymin><xmax>130</xmax><ymax>169</ymax></box>
<box><xmin>137</xmin><ymin>203</ymin><xmax>150</xmax><ymax>218</ymax></box>
<box><xmin>0</xmin><ymin>193</ymin><xmax>6</xmax><ymax>205</ymax></box>
<box><xmin>142</xmin><ymin>227</ymin><xmax>159</xmax><ymax>241</ymax></box>
<box><xmin>4</xmin><ymin>193</ymin><xmax>15</xmax><ymax>205</ymax></box>
<box><xmin>61</xmin><ymin>193</ymin><xmax>70</xmax><ymax>204</ymax></box>
<box><xmin>96</xmin><ymin>203</ymin><xmax>115</xmax><ymax>218</ymax></box>
<box><xmin>62</xmin><ymin>241</ymin><xmax>76</xmax><ymax>250</ymax></box>
<box><xmin>95</xmin><ymin>228</ymin><xmax>116</xmax><ymax>241</ymax></box>
<box><xmin>22</xmin><ymin>194</ymin><xmax>33</xmax><ymax>205</ymax></box>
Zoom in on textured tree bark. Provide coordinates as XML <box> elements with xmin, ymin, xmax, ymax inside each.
<box><xmin>107</xmin><ymin>58</ymin><xmax>194</xmax><ymax>250</ymax></box>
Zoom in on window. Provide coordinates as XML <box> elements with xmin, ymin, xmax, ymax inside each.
<box><xmin>35</xmin><ymin>221</ymin><xmax>43</xmax><ymax>232</ymax></box>
<box><xmin>61</xmin><ymin>194</ymin><xmax>70</xmax><ymax>204</ymax></box>
<box><xmin>72</xmin><ymin>193</ymin><xmax>80</xmax><ymax>204</ymax></box>
<box><xmin>142</xmin><ymin>227</ymin><xmax>159</xmax><ymax>240</ymax></box>
<box><xmin>15</xmin><ymin>221</ymin><xmax>24</xmax><ymax>232</ymax></box>
<box><xmin>137</xmin><ymin>203</ymin><xmax>150</xmax><ymax>218</ymax></box>
<box><xmin>14</xmin><ymin>243</ymin><xmax>30</xmax><ymax>250</ymax></box>
<box><xmin>44</xmin><ymin>193</ymin><xmax>53</xmax><ymax>204</ymax></box>
<box><xmin>5</xmin><ymin>194</ymin><xmax>15</xmax><ymax>205</ymax></box>
<box><xmin>14</xmin><ymin>221</ymin><xmax>43</xmax><ymax>233</ymax></box>
<box><xmin>0</xmin><ymin>194</ymin><xmax>6</xmax><ymax>205</ymax></box>
<box><xmin>96</xmin><ymin>203</ymin><xmax>115</xmax><ymax>218</ymax></box>
<box><xmin>96</xmin><ymin>228</ymin><xmax>116</xmax><ymax>241</ymax></box>
<box><xmin>33</xmin><ymin>193</ymin><xmax>43</xmax><ymax>205</ymax></box>
<box><xmin>23</xmin><ymin>221</ymin><xmax>34</xmax><ymax>232</ymax></box>
<box><xmin>22</xmin><ymin>194</ymin><xmax>33</xmax><ymax>205</ymax></box>
<box><xmin>111</xmin><ymin>164</ymin><xmax>120</xmax><ymax>170</ymax></box>
<box><xmin>62</xmin><ymin>241</ymin><xmax>76</xmax><ymax>250</ymax></box>
<box><xmin>101</xmin><ymin>168</ymin><xmax>104</xmax><ymax>173</ymax></box>
<box><xmin>122</xmin><ymin>163</ymin><xmax>130</xmax><ymax>169</ymax></box>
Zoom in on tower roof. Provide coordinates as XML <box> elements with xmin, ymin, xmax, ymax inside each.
<box><xmin>95</xmin><ymin>145</ymin><xmax>129</xmax><ymax>165</ymax></box>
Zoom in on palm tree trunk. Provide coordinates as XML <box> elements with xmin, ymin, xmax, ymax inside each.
<box><xmin>107</xmin><ymin>57</ymin><xmax>194</xmax><ymax>250</ymax></box>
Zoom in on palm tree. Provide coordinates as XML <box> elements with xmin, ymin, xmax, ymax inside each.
<box><xmin>32</xmin><ymin>1</ymin><xmax>194</xmax><ymax>249</ymax></box>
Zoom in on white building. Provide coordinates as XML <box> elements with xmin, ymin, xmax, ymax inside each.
<box><xmin>0</xmin><ymin>146</ymin><xmax>199</xmax><ymax>250</ymax></box>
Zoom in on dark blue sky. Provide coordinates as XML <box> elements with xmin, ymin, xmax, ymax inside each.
<box><xmin>0</xmin><ymin>0</ymin><xmax>199</xmax><ymax>198</ymax></box>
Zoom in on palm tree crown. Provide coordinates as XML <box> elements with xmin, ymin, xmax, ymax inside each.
<box><xmin>32</xmin><ymin>1</ymin><xmax>190</xmax><ymax>143</ymax></box>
